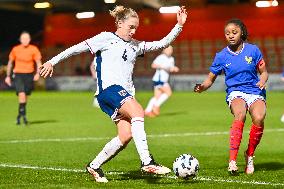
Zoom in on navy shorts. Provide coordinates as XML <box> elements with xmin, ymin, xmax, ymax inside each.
<box><xmin>153</xmin><ymin>81</ymin><xmax>166</xmax><ymax>88</ymax></box>
<box><xmin>97</xmin><ymin>85</ymin><xmax>133</xmax><ymax>121</ymax></box>
<box><xmin>14</xmin><ymin>73</ymin><xmax>34</xmax><ymax>95</ymax></box>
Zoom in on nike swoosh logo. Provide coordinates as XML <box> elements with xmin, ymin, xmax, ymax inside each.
<box><xmin>225</xmin><ymin>63</ymin><xmax>231</xmax><ymax>67</ymax></box>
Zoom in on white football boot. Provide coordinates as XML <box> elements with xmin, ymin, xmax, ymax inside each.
<box><xmin>228</xmin><ymin>160</ymin><xmax>238</xmax><ymax>175</ymax></box>
<box><xmin>244</xmin><ymin>152</ymin><xmax>255</xmax><ymax>174</ymax></box>
<box><xmin>141</xmin><ymin>155</ymin><xmax>171</xmax><ymax>175</ymax></box>
<box><xmin>86</xmin><ymin>164</ymin><xmax>108</xmax><ymax>183</ymax></box>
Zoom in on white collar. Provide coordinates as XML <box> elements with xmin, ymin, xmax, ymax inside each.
<box><xmin>227</xmin><ymin>43</ymin><xmax>245</xmax><ymax>55</ymax></box>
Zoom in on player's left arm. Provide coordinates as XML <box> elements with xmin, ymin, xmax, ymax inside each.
<box><xmin>140</xmin><ymin>7</ymin><xmax>187</xmax><ymax>53</ymax></box>
<box><xmin>256</xmin><ymin>59</ymin><xmax>269</xmax><ymax>90</ymax></box>
<box><xmin>34</xmin><ymin>59</ymin><xmax>42</xmax><ymax>81</ymax></box>
<box><xmin>170</xmin><ymin>66</ymin><xmax>179</xmax><ymax>73</ymax></box>
<box><xmin>33</xmin><ymin>47</ymin><xmax>43</xmax><ymax>81</ymax></box>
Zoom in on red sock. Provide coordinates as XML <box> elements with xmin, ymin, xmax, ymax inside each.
<box><xmin>246</xmin><ymin>124</ymin><xmax>264</xmax><ymax>156</ymax></box>
<box><xmin>229</xmin><ymin>120</ymin><xmax>244</xmax><ymax>161</ymax></box>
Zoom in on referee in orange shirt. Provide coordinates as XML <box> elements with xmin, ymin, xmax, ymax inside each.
<box><xmin>5</xmin><ymin>31</ymin><xmax>42</xmax><ymax>125</ymax></box>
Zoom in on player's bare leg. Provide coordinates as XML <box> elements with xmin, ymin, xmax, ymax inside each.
<box><xmin>152</xmin><ymin>88</ymin><xmax>162</xmax><ymax>115</ymax></box>
<box><xmin>153</xmin><ymin>84</ymin><xmax>172</xmax><ymax>116</ymax></box>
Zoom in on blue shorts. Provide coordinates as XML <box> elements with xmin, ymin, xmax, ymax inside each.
<box><xmin>153</xmin><ymin>81</ymin><xmax>165</xmax><ymax>88</ymax></box>
<box><xmin>97</xmin><ymin>85</ymin><xmax>133</xmax><ymax>121</ymax></box>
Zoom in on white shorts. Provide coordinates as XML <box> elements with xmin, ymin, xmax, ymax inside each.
<box><xmin>226</xmin><ymin>91</ymin><xmax>266</xmax><ymax>110</ymax></box>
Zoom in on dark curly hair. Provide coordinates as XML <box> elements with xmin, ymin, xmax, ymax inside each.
<box><xmin>225</xmin><ymin>18</ymin><xmax>248</xmax><ymax>41</ymax></box>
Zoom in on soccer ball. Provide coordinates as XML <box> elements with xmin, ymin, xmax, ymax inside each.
<box><xmin>173</xmin><ymin>154</ymin><xmax>199</xmax><ymax>179</ymax></box>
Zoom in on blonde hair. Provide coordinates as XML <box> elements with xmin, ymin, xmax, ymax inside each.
<box><xmin>110</xmin><ymin>5</ymin><xmax>138</xmax><ymax>25</ymax></box>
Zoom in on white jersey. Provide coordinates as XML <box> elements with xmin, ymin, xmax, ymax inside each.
<box><xmin>92</xmin><ymin>58</ymin><xmax>136</xmax><ymax>96</ymax></box>
<box><xmin>48</xmin><ymin>24</ymin><xmax>183</xmax><ymax>95</ymax></box>
<box><xmin>152</xmin><ymin>54</ymin><xmax>175</xmax><ymax>83</ymax></box>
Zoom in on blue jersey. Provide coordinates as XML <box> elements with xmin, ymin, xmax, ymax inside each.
<box><xmin>210</xmin><ymin>43</ymin><xmax>266</xmax><ymax>98</ymax></box>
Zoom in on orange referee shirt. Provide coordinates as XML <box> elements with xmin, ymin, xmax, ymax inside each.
<box><xmin>9</xmin><ymin>44</ymin><xmax>42</xmax><ymax>74</ymax></box>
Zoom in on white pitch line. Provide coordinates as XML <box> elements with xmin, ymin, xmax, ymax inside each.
<box><xmin>0</xmin><ymin>137</ymin><xmax>111</xmax><ymax>144</ymax></box>
<box><xmin>0</xmin><ymin>128</ymin><xmax>284</xmax><ymax>144</ymax></box>
<box><xmin>0</xmin><ymin>163</ymin><xmax>283</xmax><ymax>186</ymax></box>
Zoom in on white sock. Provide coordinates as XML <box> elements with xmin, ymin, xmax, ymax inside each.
<box><xmin>92</xmin><ymin>97</ymin><xmax>100</xmax><ymax>108</ymax></box>
<box><xmin>281</xmin><ymin>114</ymin><xmax>284</xmax><ymax>123</ymax></box>
<box><xmin>154</xmin><ymin>93</ymin><xmax>169</xmax><ymax>107</ymax></box>
<box><xmin>90</xmin><ymin>136</ymin><xmax>123</xmax><ymax>169</ymax></box>
<box><xmin>145</xmin><ymin>97</ymin><xmax>156</xmax><ymax>113</ymax></box>
<box><xmin>131</xmin><ymin>117</ymin><xmax>152</xmax><ymax>165</ymax></box>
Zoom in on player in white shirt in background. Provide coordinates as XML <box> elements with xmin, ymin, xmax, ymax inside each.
<box><xmin>40</xmin><ymin>5</ymin><xmax>187</xmax><ymax>183</ymax></box>
<box><xmin>145</xmin><ymin>45</ymin><xmax>179</xmax><ymax>117</ymax></box>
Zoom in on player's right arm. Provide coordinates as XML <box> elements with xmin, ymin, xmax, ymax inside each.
<box><xmin>5</xmin><ymin>60</ymin><xmax>13</xmax><ymax>86</ymax></box>
<box><xmin>195</xmin><ymin>52</ymin><xmax>222</xmax><ymax>93</ymax></box>
<box><xmin>40</xmin><ymin>33</ymin><xmax>107</xmax><ymax>78</ymax></box>
<box><xmin>151</xmin><ymin>62</ymin><xmax>163</xmax><ymax>70</ymax></box>
<box><xmin>40</xmin><ymin>41</ymin><xmax>89</xmax><ymax>78</ymax></box>
<box><xmin>194</xmin><ymin>72</ymin><xmax>217</xmax><ymax>93</ymax></box>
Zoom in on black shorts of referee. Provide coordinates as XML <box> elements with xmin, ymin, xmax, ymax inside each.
<box><xmin>14</xmin><ymin>73</ymin><xmax>34</xmax><ymax>95</ymax></box>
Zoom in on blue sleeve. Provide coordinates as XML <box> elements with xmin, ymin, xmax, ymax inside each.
<box><xmin>209</xmin><ymin>53</ymin><xmax>223</xmax><ymax>75</ymax></box>
<box><xmin>254</xmin><ymin>45</ymin><xmax>263</xmax><ymax>65</ymax></box>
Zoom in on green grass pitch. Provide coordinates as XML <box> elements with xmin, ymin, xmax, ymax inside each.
<box><xmin>0</xmin><ymin>91</ymin><xmax>283</xmax><ymax>188</ymax></box>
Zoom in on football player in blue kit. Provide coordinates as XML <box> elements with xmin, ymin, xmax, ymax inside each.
<box><xmin>194</xmin><ymin>19</ymin><xmax>268</xmax><ymax>175</ymax></box>
<box><xmin>40</xmin><ymin>5</ymin><xmax>188</xmax><ymax>183</ymax></box>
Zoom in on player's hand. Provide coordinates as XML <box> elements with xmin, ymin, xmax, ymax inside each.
<box><xmin>177</xmin><ymin>6</ymin><xmax>187</xmax><ymax>26</ymax></box>
<box><xmin>256</xmin><ymin>81</ymin><xmax>266</xmax><ymax>90</ymax></box>
<box><xmin>4</xmin><ymin>76</ymin><xmax>12</xmax><ymax>86</ymax></box>
<box><xmin>194</xmin><ymin>84</ymin><xmax>204</xmax><ymax>93</ymax></box>
<box><xmin>170</xmin><ymin>66</ymin><xmax>179</xmax><ymax>73</ymax></box>
<box><xmin>33</xmin><ymin>73</ymin><xmax>40</xmax><ymax>81</ymax></box>
<box><xmin>39</xmin><ymin>62</ymin><xmax>54</xmax><ymax>78</ymax></box>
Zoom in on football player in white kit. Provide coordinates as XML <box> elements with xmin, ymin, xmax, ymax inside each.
<box><xmin>40</xmin><ymin>5</ymin><xmax>187</xmax><ymax>183</ymax></box>
<box><xmin>145</xmin><ymin>45</ymin><xmax>179</xmax><ymax>117</ymax></box>
<box><xmin>90</xmin><ymin>59</ymin><xmax>136</xmax><ymax>108</ymax></box>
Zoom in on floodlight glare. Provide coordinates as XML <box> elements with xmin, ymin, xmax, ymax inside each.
<box><xmin>256</xmin><ymin>0</ymin><xmax>278</xmax><ymax>8</ymax></box>
<box><xmin>271</xmin><ymin>0</ymin><xmax>279</xmax><ymax>6</ymax></box>
<box><xmin>34</xmin><ymin>2</ymin><xmax>51</xmax><ymax>9</ymax></box>
<box><xmin>104</xmin><ymin>0</ymin><xmax>116</xmax><ymax>3</ymax></box>
<box><xmin>159</xmin><ymin>6</ymin><xmax>180</xmax><ymax>14</ymax></box>
<box><xmin>76</xmin><ymin>12</ymin><xmax>95</xmax><ymax>19</ymax></box>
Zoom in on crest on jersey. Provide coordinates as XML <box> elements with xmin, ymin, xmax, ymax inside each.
<box><xmin>118</xmin><ymin>90</ymin><xmax>127</xmax><ymax>96</ymax></box>
<box><xmin>245</xmin><ymin>56</ymin><xmax>252</xmax><ymax>64</ymax></box>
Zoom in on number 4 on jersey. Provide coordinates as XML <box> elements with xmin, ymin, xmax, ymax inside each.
<box><xmin>122</xmin><ymin>49</ymin><xmax>127</xmax><ymax>61</ymax></box>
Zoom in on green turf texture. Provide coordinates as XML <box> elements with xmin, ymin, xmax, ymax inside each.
<box><xmin>0</xmin><ymin>91</ymin><xmax>283</xmax><ymax>188</ymax></box>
